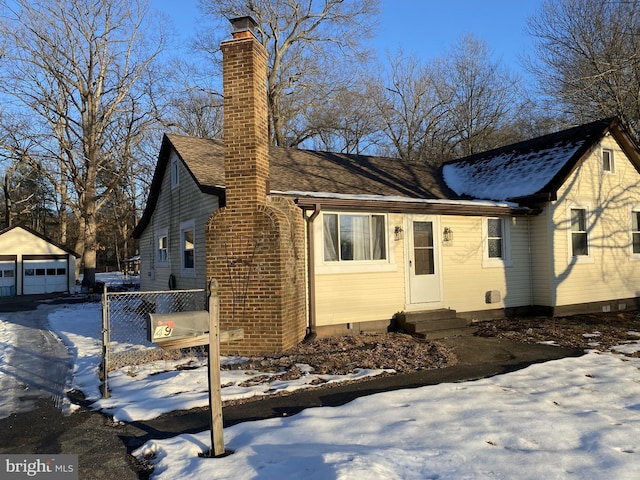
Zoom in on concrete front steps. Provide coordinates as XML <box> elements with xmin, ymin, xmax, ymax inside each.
<box><xmin>395</xmin><ymin>309</ymin><xmax>476</xmax><ymax>340</ymax></box>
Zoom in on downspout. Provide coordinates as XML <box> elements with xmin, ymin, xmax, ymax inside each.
<box><xmin>303</xmin><ymin>204</ymin><xmax>321</xmax><ymax>342</ymax></box>
<box><xmin>527</xmin><ymin>215</ymin><xmax>534</xmax><ymax>311</ymax></box>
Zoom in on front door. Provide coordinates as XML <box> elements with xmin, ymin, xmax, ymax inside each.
<box><xmin>407</xmin><ymin>216</ymin><xmax>442</xmax><ymax>305</ymax></box>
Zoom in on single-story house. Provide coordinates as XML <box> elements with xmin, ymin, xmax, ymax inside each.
<box><xmin>0</xmin><ymin>225</ymin><xmax>79</xmax><ymax>296</ymax></box>
<box><xmin>133</xmin><ymin>17</ymin><xmax>640</xmax><ymax>354</ymax></box>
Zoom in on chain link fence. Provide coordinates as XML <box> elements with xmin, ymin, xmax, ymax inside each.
<box><xmin>100</xmin><ymin>289</ymin><xmax>207</xmax><ymax>396</ymax></box>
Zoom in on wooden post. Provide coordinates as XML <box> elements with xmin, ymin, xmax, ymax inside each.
<box><xmin>207</xmin><ymin>278</ymin><xmax>225</xmax><ymax>457</ymax></box>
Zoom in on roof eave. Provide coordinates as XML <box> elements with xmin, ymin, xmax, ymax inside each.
<box><xmin>290</xmin><ymin>194</ymin><xmax>538</xmax><ymax>216</ymax></box>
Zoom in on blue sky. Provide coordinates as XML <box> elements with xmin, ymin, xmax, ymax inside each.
<box><xmin>153</xmin><ymin>0</ymin><xmax>543</xmax><ymax>75</ymax></box>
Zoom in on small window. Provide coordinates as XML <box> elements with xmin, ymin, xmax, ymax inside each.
<box><xmin>25</xmin><ymin>269</ymin><xmax>34</xmax><ymax>276</ymax></box>
<box><xmin>487</xmin><ymin>218</ymin><xmax>503</xmax><ymax>258</ymax></box>
<box><xmin>47</xmin><ymin>268</ymin><xmax>56</xmax><ymax>275</ymax></box>
<box><xmin>158</xmin><ymin>235</ymin><xmax>168</xmax><ymax>263</ymax></box>
<box><xmin>3</xmin><ymin>269</ymin><xmax>13</xmax><ymax>278</ymax></box>
<box><xmin>56</xmin><ymin>268</ymin><xmax>66</xmax><ymax>275</ymax></box>
<box><xmin>36</xmin><ymin>268</ymin><xmax>45</xmax><ymax>276</ymax></box>
<box><xmin>483</xmin><ymin>217</ymin><xmax>511</xmax><ymax>267</ymax></box>
<box><xmin>571</xmin><ymin>208</ymin><xmax>589</xmax><ymax>256</ymax></box>
<box><xmin>171</xmin><ymin>155</ymin><xmax>179</xmax><ymax>188</ymax></box>
<box><xmin>602</xmin><ymin>149</ymin><xmax>614</xmax><ymax>173</ymax></box>
<box><xmin>632</xmin><ymin>211</ymin><xmax>640</xmax><ymax>255</ymax></box>
<box><xmin>180</xmin><ymin>221</ymin><xmax>195</xmax><ymax>273</ymax></box>
<box><xmin>323</xmin><ymin>213</ymin><xmax>387</xmax><ymax>262</ymax></box>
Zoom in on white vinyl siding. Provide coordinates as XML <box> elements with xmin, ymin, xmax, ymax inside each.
<box><xmin>138</xmin><ymin>149</ymin><xmax>219</xmax><ymax>291</ymax></box>
<box><xmin>441</xmin><ymin>215</ymin><xmax>531</xmax><ymax>312</ymax></box>
<box><xmin>314</xmin><ymin>213</ymin><xmax>533</xmax><ymax>327</ymax></box>
<box><xmin>551</xmin><ymin>134</ymin><xmax>640</xmax><ymax>307</ymax></box>
<box><xmin>315</xmin><ymin>213</ymin><xmax>403</xmax><ymax>326</ymax></box>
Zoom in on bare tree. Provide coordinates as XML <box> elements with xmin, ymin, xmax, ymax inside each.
<box><xmin>0</xmin><ymin>0</ymin><xmax>165</xmax><ymax>287</ymax></box>
<box><xmin>309</xmin><ymin>83</ymin><xmax>383</xmax><ymax>154</ymax></box>
<box><xmin>527</xmin><ymin>0</ymin><xmax>640</xmax><ymax>139</ymax></box>
<box><xmin>440</xmin><ymin>35</ymin><xmax>523</xmax><ymax>158</ymax></box>
<box><xmin>370</xmin><ymin>52</ymin><xmax>450</xmax><ymax>163</ymax></box>
<box><xmin>196</xmin><ymin>0</ymin><xmax>380</xmax><ymax>147</ymax></box>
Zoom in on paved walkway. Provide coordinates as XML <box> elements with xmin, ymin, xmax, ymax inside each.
<box><xmin>0</xmin><ymin>304</ymin><xmax>71</xmax><ymax>418</ymax></box>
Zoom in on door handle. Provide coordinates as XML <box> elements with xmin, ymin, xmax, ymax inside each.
<box><xmin>409</xmin><ymin>260</ymin><xmax>412</xmax><ymax>268</ymax></box>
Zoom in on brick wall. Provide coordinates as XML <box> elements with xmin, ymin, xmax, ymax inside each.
<box><xmin>205</xmin><ymin>21</ymin><xmax>307</xmax><ymax>355</ymax></box>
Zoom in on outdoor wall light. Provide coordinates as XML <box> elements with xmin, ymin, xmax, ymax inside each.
<box><xmin>443</xmin><ymin>227</ymin><xmax>453</xmax><ymax>243</ymax></box>
<box><xmin>394</xmin><ymin>226</ymin><xmax>404</xmax><ymax>241</ymax></box>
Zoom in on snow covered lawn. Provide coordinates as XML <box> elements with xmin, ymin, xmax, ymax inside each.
<box><xmin>3</xmin><ymin>282</ymin><xmax>639</xmax><ymax>479</ymax></box>
<box><xmin>134</xmin><ymin>349</ymin><xmax>640</xmax><ymax>479</ymax></box>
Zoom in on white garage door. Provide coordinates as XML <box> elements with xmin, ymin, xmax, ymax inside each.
<box><xmin>23</xmin><ymin>259</ymin><xmax>68</xmax><ymax>294</ymax></box>
<box><xmin>0</xmin><ymin>261</ymin><xmax>16</xmax><ymax>297</ymax></box>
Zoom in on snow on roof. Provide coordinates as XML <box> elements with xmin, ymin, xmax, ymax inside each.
<box><xmin>442</xmin><ymin>141</ymin><xmax>585</xmax><ymax>201</ymax></box>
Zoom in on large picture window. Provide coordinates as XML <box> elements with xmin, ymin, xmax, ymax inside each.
<box><xmin>570</xmin><ymin>208</ymin><xmax>589</xmax><ymax>256</ymax></box>
<box><xmin>323</xmin><ymin>213</ymin><xmax>387</xmax><ymax>262</ymax></box>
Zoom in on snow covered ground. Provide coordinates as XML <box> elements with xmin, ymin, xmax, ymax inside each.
<box><xmin>1</xmin><ymin>273</ymin><xmax>640</xmax><ymax>479</ymax></box>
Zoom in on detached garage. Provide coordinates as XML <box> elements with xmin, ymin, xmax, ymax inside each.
<box><xmin>0</xmin><ymin>226</ymin><xmax>79</xmax><ymax>297</ymax></box>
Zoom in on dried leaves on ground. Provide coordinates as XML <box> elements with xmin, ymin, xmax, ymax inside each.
<box><xmin>225</xmin><ymin>332</ymin><xmax>456</xmax><ymax>378</ymax></box>
<box><xmin>222</xmin><ymin>311</ymin><xmax>640</xmax><ymax>389</ymax></box>
<box><xmin>475</xmin><ymin>311</ymin><xmax>640</xmax><ymax>355</ymax></box>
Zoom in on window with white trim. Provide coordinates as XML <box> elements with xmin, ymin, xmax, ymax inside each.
<box><xmin>180</xmin><ymin>221</ymin><xmax>195</xmax><ymax>275</ymax></box>
<box><xmin>156</xmin><ymin>231</ymin><xmax>168</xmax><ymax>266</ymax></box>
<box><xmin>323</xmin><ymin>213</ymin><xmax>387</xmax><ymax>262</ymax></box>
<box><xmin>170</xmin><ymin>154</ymin><xmax>179</xmax><ymax>188</ymax></box>
<box><xmin>483</xmin><ymin>217</ymin><xmax>511</xmax><ymax>267</ymax></box>
<box><xmin>487</xmin><ymin>218</ymin><xmax>503</xmax><ymax>258</ymax></box>
<box><xmin>632</xmin><ymin>210</ymin><xmax>640</xmax><ymax>255</ymax></box>
<box><xmin>602</xmin><ymin>148</ymin><xmax>614</xmax><ymax>173</ymax></box>
<box><xmin>570</xmin><ymin>208</ymin><xmax>589</xmax><ymax>257</ymax></box>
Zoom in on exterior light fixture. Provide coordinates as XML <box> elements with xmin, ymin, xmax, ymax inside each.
<box><xmin>394</xmin><ymin>226</ymin><xmax>404</xmax><ymax>241</ymax></box>
<box><xmin>443</xmin><ymin>227</ymin><xmax>453</xmax><ymax>243</ymax></box>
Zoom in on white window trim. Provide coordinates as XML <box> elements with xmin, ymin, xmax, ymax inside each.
<box><xmin>482</xmin><ymin>217</ymin><xmax>512</xmax><ymax>268</ymax></box>
<box><xmin>180</xmin><ymin>220</ymin><xmax>196</xmax><ymax>277</ymax></box>
<box><xmin>567</xmin><ymin>204</ymin><xmax>594</xmax><ymax>264</ymax></box>
<box><xmin>170</xmin><ymin>153</ymin><xmax>180</xmax><ymax>189</ymax></box>
<box><xmin>315</xmin><ymin>212</ymin><xmax>396</xmax><ymax>275</ymax></box>
<box><xmin>630</xmin><ymin>206</ymin><xmax>640</xmax><ymax>261</ymax></box>
<box><xmin>602</xmin><ymin>147</ymin><xmax>615</xmax><ymax>174</ymax></box>
<box><xmin>155</xmin><ymin>228</ymin><xmax>169</xmax><ymax>267</ymax></box>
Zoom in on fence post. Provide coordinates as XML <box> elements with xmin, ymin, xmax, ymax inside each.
<box><xmin>207</xmin><ymin>278</ymin><xmax>225</xmax><ymax>457</ymax></box>
<box><xmin>100</xmin><ymin>290</ymin><xmax>110</xmax><ymax>398</ymax></box>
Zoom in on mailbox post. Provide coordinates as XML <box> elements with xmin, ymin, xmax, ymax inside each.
<box><xmin>207</xmin><ymin>279</ymin><xmax>225</xmax><ymax>457</ymax></box>
<box><xmin>147</xmin><ymin>280</ymin><xmax>243</xmax><ymax>457</ymax></box>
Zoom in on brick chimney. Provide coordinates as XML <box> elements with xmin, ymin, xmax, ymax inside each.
<box><xmin>221</xmin><ymin>16</ymin><xmax>269</xmax><ymax>212</ymax></box>
<box><xmin>206</xmin><ymin>17</ymin><xmax>307</xmax><ymax>355</ymax></box>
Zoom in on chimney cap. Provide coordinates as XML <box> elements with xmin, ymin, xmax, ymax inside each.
<box><xmin>229</xmin><ymin>16</ymin><xmax>258</xmax><ymax>35</ymax></box>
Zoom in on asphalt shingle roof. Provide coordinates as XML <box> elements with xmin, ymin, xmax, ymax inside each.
<box><xmin>166</xmin><ymin>134</ymin><xmax>455</xmax><ymax>200</ymax></box>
